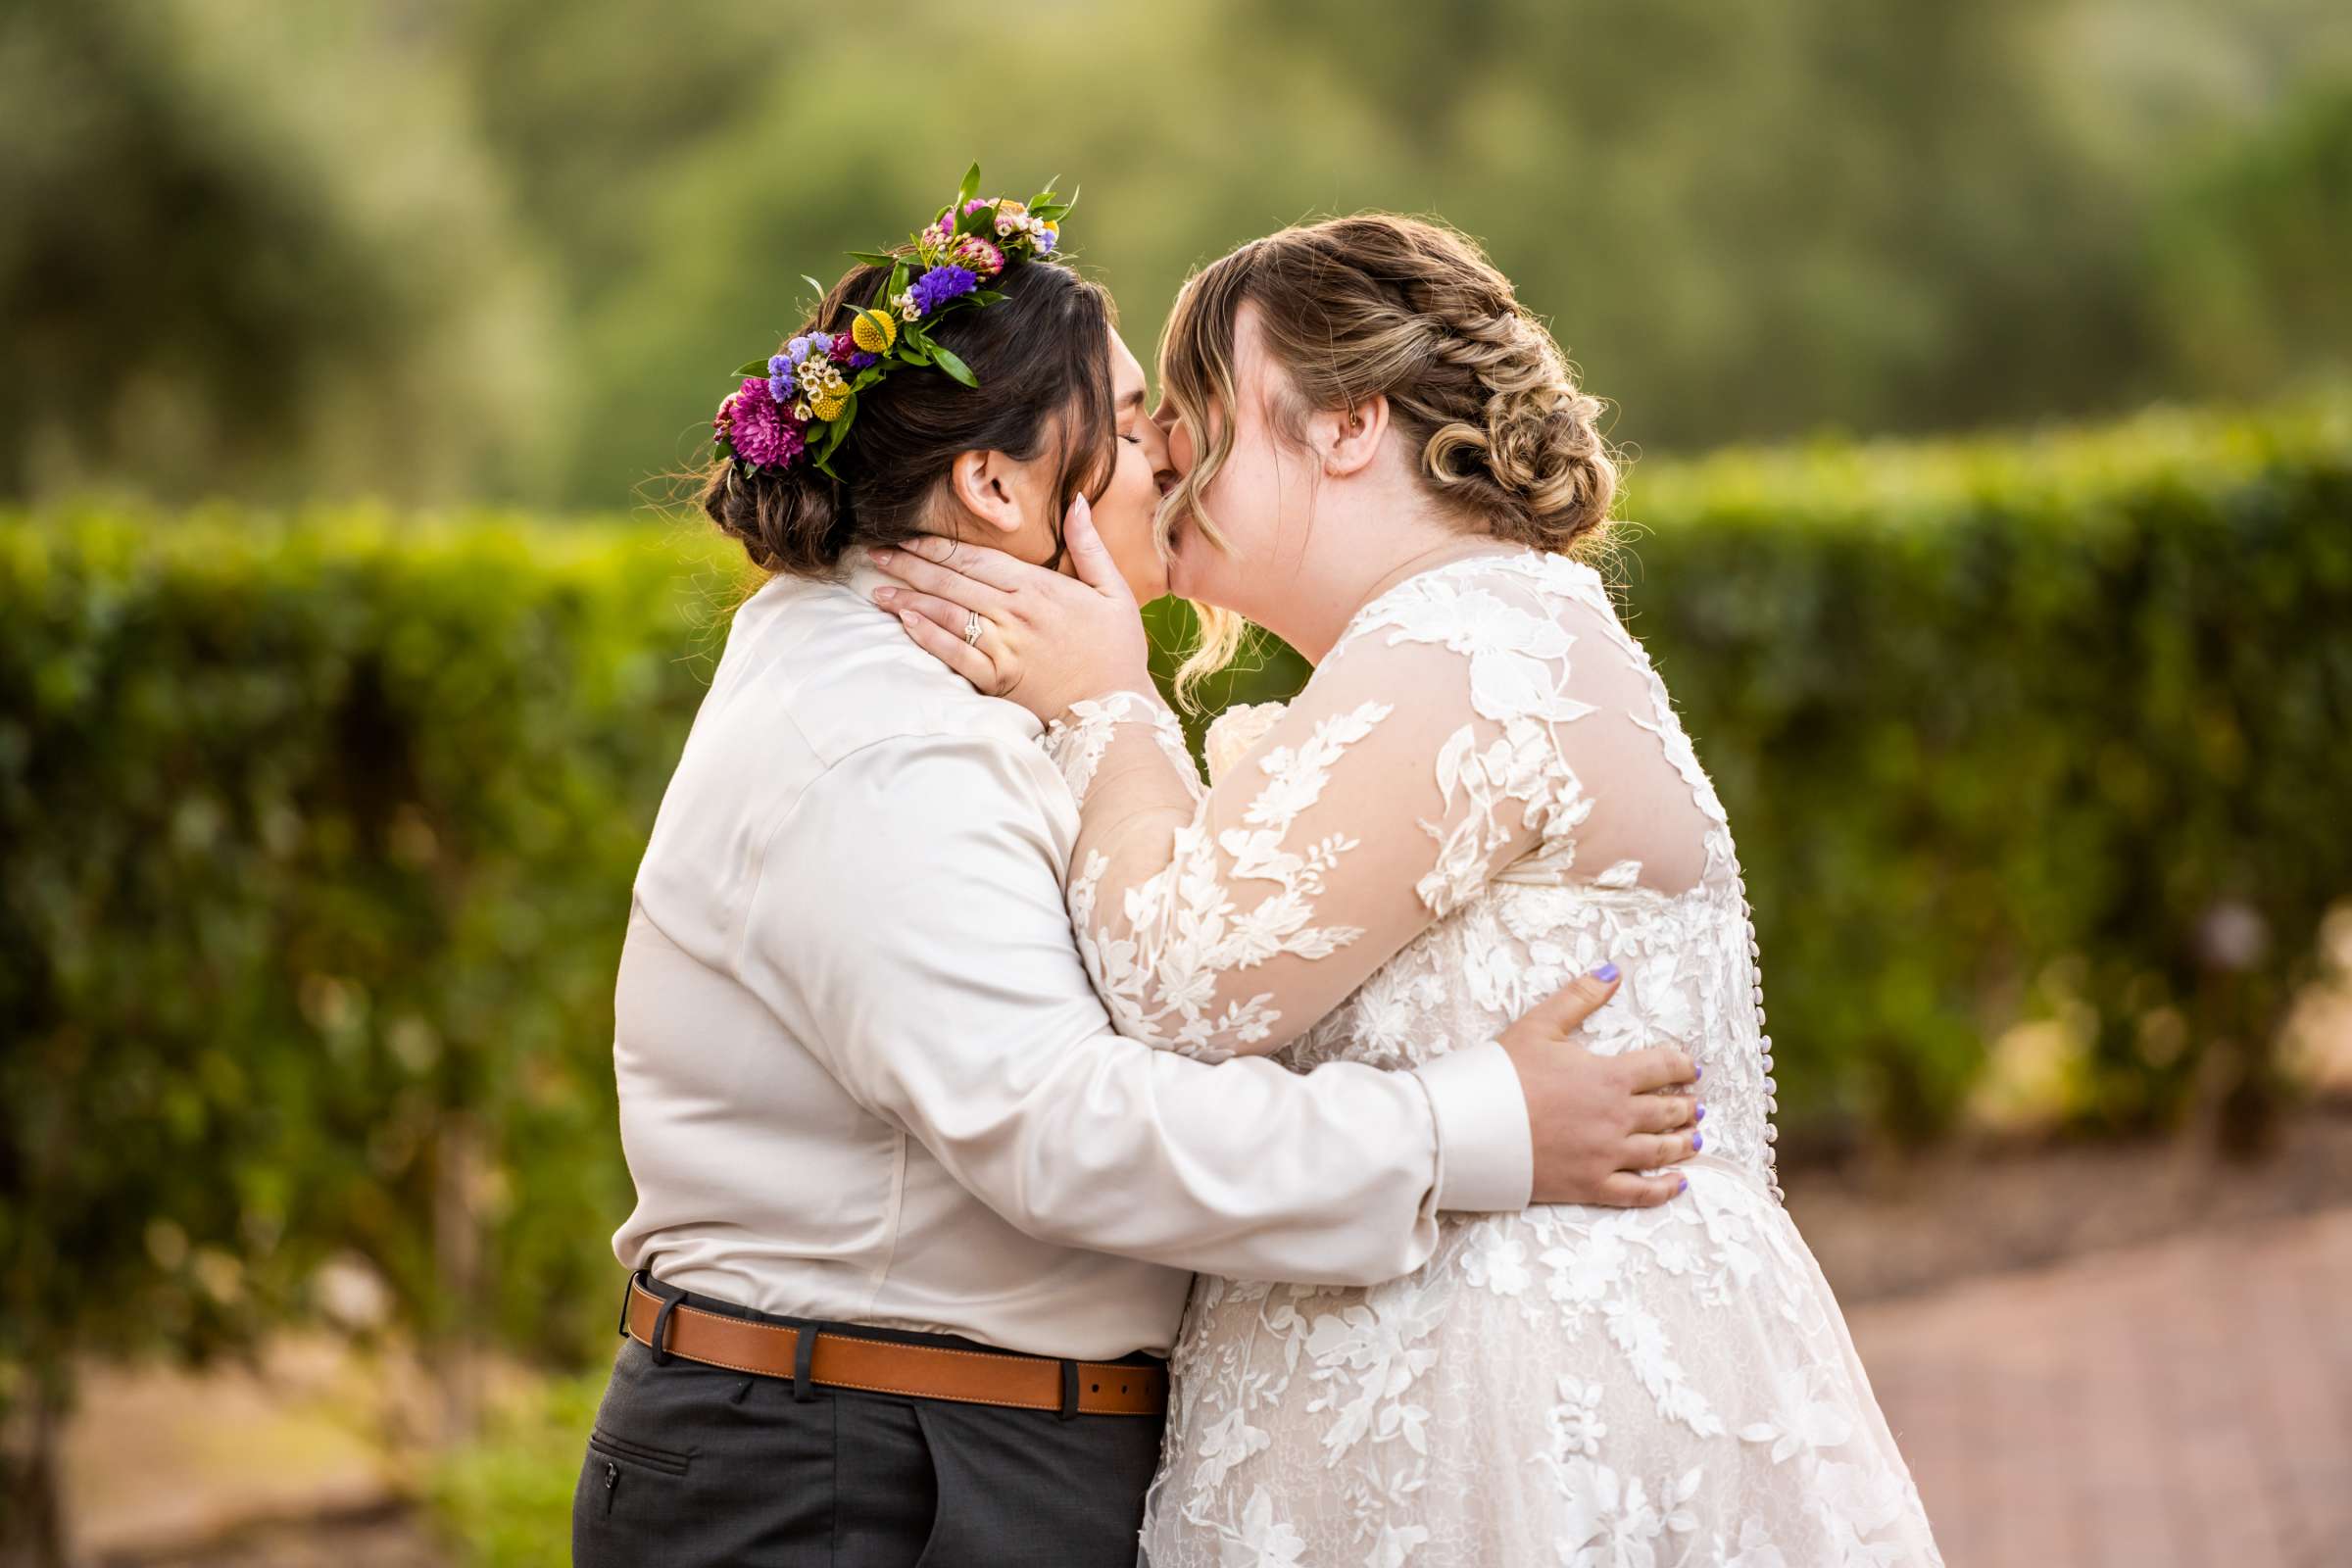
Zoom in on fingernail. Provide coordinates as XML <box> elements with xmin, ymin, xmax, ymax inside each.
<box><xmin>1692</xmin><ymin>1130</ymin><xmax>1703</xmax><ymax>1152</ymax></box>
<box><xmin>1694</xmin><ymin>1063</ymin><xmax>1703</xmax><ymax>1080</ymax></box>
<box><xmin>1695</xmin><ymin>1104</ymin><xmax>1706</xmax><ymax>1122</ymax></box>
<box><xmin>872</xmin><ymin>586</ymin><xmax>896</xmax><ymax>602</ymax></box>
<box><xmin>1678</xmin><ymin>1176</ymin><xmax>1689</xmax><ymax>1194</ymax></box>
<box><xmin>1592</xmin><ymin>962</ymin><xmax>1619</xmax><ymax>983</ymax></box>
<box><xmin>868</xmin><ymin>548</ymin><xmax>890</xmax><ymax>563</ymax></box>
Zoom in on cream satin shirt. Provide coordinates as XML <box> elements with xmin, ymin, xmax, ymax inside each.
<box><xmin>610</xmin><ymin>563</ymin><xmax>1534</xmax><ymax>1361</ymax></box>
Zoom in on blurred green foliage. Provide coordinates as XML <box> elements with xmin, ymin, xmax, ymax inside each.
<box><xmin>427</xmin><ymin>1368</ymin><xmax>610</xmax><ymax>1568</ymax></box>
<box><xmin>0</xmin><ymin>504</ymin><xmax>749</xmax><ymax>1491</ymax></box>
<box><xmin>6</xmin><ymin>398</ymin><xmax>2346</xmax><ymax>1461</ymax></box>
<box><xmin>4</xmin><ymin>0</ymin><xmax>2350</xmax><ymax>510</ymax></box>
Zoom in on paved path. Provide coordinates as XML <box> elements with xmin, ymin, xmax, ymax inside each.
<box><xmin>73</xmin><ymin>1205</ymin><xmax>2352</xmax><ymax>1566</ymax></box>
<box><xmin>1846</xmin><ymin>1205</ymin><xmax>2352</xmax><ymax>1568</ymax></box>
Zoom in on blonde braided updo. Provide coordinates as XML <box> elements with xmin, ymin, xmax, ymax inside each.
<box><xmin>1157</xmin><ymin>214</ymin><xmax>1617</xmax><ymax>697</ymax></box>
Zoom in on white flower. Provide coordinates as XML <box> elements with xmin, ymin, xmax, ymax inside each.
<box><xmin>1461</xmin><ymin>1229</ymin><xmax>1532</xmax><ymax>1296</ymax></box>
<box><xmin>1223</xmin><ymin>1487</ymin><xmax>1304</xmax><ymax>1567</ymax></box>
<box><xmin>1368</xmin><ymin>1523</ymin><xmax>1432</xmax><ymax>1567</ymax></box>
<box><xmin>1204</xmin><ymin>700</ymin><xmax>1287</xmax><ymax>784</ymax></box>
<box><xmin>1551</xmin><ymin>1455</ymin><xmax>1664</xmax><ymax>1568</ymax></box>
<box><xmin>1722</xmin><ymin>1518</ymin><xmax>1791</xmax><ymax>1568</ymax></box>
<box><xmin>1193</xmin><ymin>1407</ymin><xmax>1271</xmax><ymax>1493</ymax></box>
<box><xmin>1546</xmin><ymin>1376</ymin><xmax>1608</xmax><ymax>1459</ymax></box>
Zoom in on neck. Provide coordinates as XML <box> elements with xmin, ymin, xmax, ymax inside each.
<box><xmin>1237</xmin><ymin>499</ymin><xmax>1521</xmax><ymax>664</ymax></box>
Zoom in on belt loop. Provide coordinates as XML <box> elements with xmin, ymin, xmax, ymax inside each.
<box><xmin>616</xmin><ymin>1268</ymin><xmax>644</xmax><ymax>1337</ymax></box>
<box><xmin>791</xmin><ymin>1325</ymin><xmax>819</xmax><ymax>1402</ymax></box>
<box><xmin>647</xmin><ymin>1289</ymin><xmax>681</xmax><ymax>1367</ymax></box>
<box><xmin>1057</xmin><ymin>1358</ymin><xmax>1081</xmax><ymax>1422</ymax></box>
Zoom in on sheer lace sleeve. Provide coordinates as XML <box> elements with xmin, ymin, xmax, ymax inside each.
<box><xmin>1042</xmin><ymin>557</ymin><xmax>1715</xmax><ymax>1063</ymax></box>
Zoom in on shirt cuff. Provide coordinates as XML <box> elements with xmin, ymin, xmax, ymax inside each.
<box><xmin>1411</xmin><ymin>1039</ymin><xmax>1534</xmax><ymax>1213</ymax></box>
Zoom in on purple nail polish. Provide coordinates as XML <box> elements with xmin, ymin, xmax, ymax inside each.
<box><xmin>1695</xmin><ymin>1104</ymin><xmax>1706</xmax><ymax>1122</ymax></box>
<box><xmin>1678</xmin><ymin>1176</ymin><xmax>1689</xmax><ymax>1194</ymax></box>
<box><xmin>1592</xmin><ymin>962</ymin><xmax>1619</xmax><ymax>983</ymax></box>
<box><xmin>1694</xmin><ymin>1062</ymin><xmax>1703</xmax><ymax>1080</ymax></box>
<box><xmin>1692</xmin><ymin>1130</ymin><xmax>1703</xmax><ymax>1152</ymax></box>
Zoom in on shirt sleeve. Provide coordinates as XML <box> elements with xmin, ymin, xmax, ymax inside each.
<box><xmin>1038</xmin><ymin>563</ymin><xmax>1704</xmax><ymax>1074</ymax></box>
<box><xmin>734</xmin><ymin>727</ymin><xmax>1526</xmax><ymax>1290</ymax></box>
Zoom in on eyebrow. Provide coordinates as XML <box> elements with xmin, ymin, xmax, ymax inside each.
<box><xmin>1117</xmin><ymin>388</ymin><xmax>1147</xmax><ymax>415</ymax></box>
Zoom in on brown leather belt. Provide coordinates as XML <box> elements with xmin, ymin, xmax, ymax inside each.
<box><xmin>621</xmin><ymin>1277</ymin><xmax>1166</xmax><ymax>1419</ymax></box>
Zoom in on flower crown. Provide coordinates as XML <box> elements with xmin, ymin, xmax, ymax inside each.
<box><xmin>713</xmin><ymin>164</ymin><xmax>1075</xmax><ymax>480</ymax></box>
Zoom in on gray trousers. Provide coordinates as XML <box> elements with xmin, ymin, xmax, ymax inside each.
<box><xmin>570</xmin><ymin>1273</ymin><xmax>1164</xmax><ymax>1566</ymax></box>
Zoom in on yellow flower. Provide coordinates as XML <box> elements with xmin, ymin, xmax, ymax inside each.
<box><xmin>810</xmin><ymin>387</ymin><xmax>850</xmax><ymax>421</ymax></box>
<box><xmin>851</xmin><ymin>308</ymin><xmax>898</xmax><ymax>355</ymax></box>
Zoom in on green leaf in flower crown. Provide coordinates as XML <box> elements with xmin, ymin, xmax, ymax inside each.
<box><xmin>888</xmin><ymin>260</ymin><xmax>909</xmax><ymax>299</ymax></box>
<box><xmin>929</xmin><ymin>345</ymin><xmax>978</xmax><ymax>388</ymax></box>
<box><xmin>849</xmin><ymin>250</ymin><xmax>899</xmax><ymax>268</ymax></box>
<box><xmin>734</xmin><ymin>359</ymin><xmax>770</xmax><ymax>378</ymax></box>
<box><xmin>809</xmin><ymin>417</ymin><xmax>844</xmax><ymax>465</ymax></box>
<box><xmin>956</xmin><ymin>162</ymin><xmax>982</xmax><ymax>212</ymax></box>
<box><xmin>956</xmin><ymin>203</ymin><xmax>996</xmax><ymax>238</ymax></box>
<box><xmin>899</xmin><ymin>337</ymin><xmax>933</xmax><ymax>366</ymax></box>
<box><xmin>971</xmin><ymin>290</ymin><xmax>1004</xmax><ymax>307</ymax></box>
<box><xmin>1029</xmin><ymin>175</ymin><xmax>1060</xmax><ymax>208</ymax></box>
<box><xmin>802</xmin><ymin>274</ymin><xmax>828</xmax><ymax>302</ymax></box>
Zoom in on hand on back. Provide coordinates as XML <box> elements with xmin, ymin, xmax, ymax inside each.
<box><xmin>1501</xmin><ymin>965</ymin><xmax>1701</xmax><ymax>1207</ymax></box>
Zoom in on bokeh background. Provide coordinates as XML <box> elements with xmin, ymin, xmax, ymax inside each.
<box><xmin>4</xmin><ymin>1</ymin><xmax>2351</xmax><ymax>1565</ymax></box>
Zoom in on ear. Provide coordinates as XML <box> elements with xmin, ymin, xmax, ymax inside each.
<box><xmin>1317</xmin><ymin>394</ymin><xmax>1390</xmax><ymax>479</ymax></box>
<box><xmin>947</xmin><ymin>449</ymin><xmax>1026</xmax><ymax>538</ymax></box>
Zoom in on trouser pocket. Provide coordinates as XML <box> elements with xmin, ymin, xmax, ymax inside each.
<box><xmin>570</xmin><ymin>1338</ymin><xmax>839</xmax><ymax>1567</ymax></box>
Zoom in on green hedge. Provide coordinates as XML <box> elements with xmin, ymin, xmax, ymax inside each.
<box><xmin>0</xmin><ymin>508</ymin><xmax>747</xmax><ymax>1435</ymax></box>
<box><xmin>3</xmin><ymin>397</ymin><xmax>2348</xmax><ymax>1470</ymax></box>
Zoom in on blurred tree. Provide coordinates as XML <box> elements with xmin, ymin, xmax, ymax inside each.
<box><xmin>1</xmin><ymin>0</ymin><xmax>2348</xmax><ymax>507</ymax></box>
<box><xmin>2146</xmin><ymin>77</ymin><xmax>2352</xmax><ymax>395</ymax></box>
<box><xmin>0</xmin><ymin>0</ymin><xmax>559</xmax><ymax>504</ymax></box>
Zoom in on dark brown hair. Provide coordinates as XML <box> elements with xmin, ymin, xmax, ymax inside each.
<box><xmin>701</xmin><ymin>257</ymin><xmax>1118</xmax><ymax>576</ymax></box>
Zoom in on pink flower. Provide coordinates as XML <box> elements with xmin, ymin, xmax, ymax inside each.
<box><xmin>949</xmin><ymin>234</ymin><xmax>1005</xmax><ymax>279</ymax></box>
<box><xmin>717</xmin><ymin>377</ymin><xmax>804</xmax><ymax>469</ymax></box>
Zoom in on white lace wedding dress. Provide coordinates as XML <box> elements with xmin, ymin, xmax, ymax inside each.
<box><xmin>1042</xmin><ymin>550</ymin><xmax>1940</xmax><ymax>1567</ymax></box>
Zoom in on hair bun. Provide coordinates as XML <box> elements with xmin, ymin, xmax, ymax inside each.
<box><xmin>1420</xmin><ymin>308</ymin><xmax>1615</xmax><ymax>551</ymax></box>
<box><xmin>702</xmin><ymin>455</ymin><xmax>843</xmax><ymax>574</ymax></box>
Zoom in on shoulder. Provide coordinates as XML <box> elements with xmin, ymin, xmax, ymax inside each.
<box><xmin>635</xmin><ymin>572</ymin><xmax>1074</xmax><ymax>951</ymax></box>
<box><xmin>1320</xmin><ymin>551</ymin><xmax>1627</xmax><ymax>725</ymax></box>
<box><xmin>1333</xmin><ymin>549</ymin><xmax>1616</xmax><ymax>657</ymax></box>
<box><xmin>720</xmin><ymin>569</ymin><xmax>1049</xmax><ymax>766</ymax></box>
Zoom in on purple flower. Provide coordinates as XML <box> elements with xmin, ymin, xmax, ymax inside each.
<box><xmin>842</xmin><ymin>350</ymin><xmax>879</xmax><ymax>370</ymax></box>
<box><xmin>908</xmin><ymin>265</ymin><xmax>978</xmax><ymax>315</ymax></box>
<box><xmin>767</xmin><ymin>353</ymin><xmax>798</xmax><ymax>401</ymax></box>
<box><xmin>718</xmin><ymin>376</ymin><xmax>803</xmax><ymax>469</ymax></box>
<box><xmin>787</xmin><ymin>336</ymin><xmax>811</xmax><ymax>365</ymax></box>
<box><xmin>1033</xmin><ymin>226</ymin><xmax>1057</xmax><ymax>256</ymax></box>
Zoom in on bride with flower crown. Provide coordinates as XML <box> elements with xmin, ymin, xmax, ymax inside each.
<box><xmin>875</xmin><ymin>213</ymin><xmax>1942</xmax><ymax>1565</ymax></box>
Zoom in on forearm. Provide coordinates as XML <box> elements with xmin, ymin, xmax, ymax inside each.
<box><xmin>885</xmin><ymin>1031</ymin><xmax>1456</xmax><ymax>1285</ymax></box>
<box><xmin>759</xmin><ymin>731</ymin><xmax>1485</xmax><ymax>1286</ymax></box>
